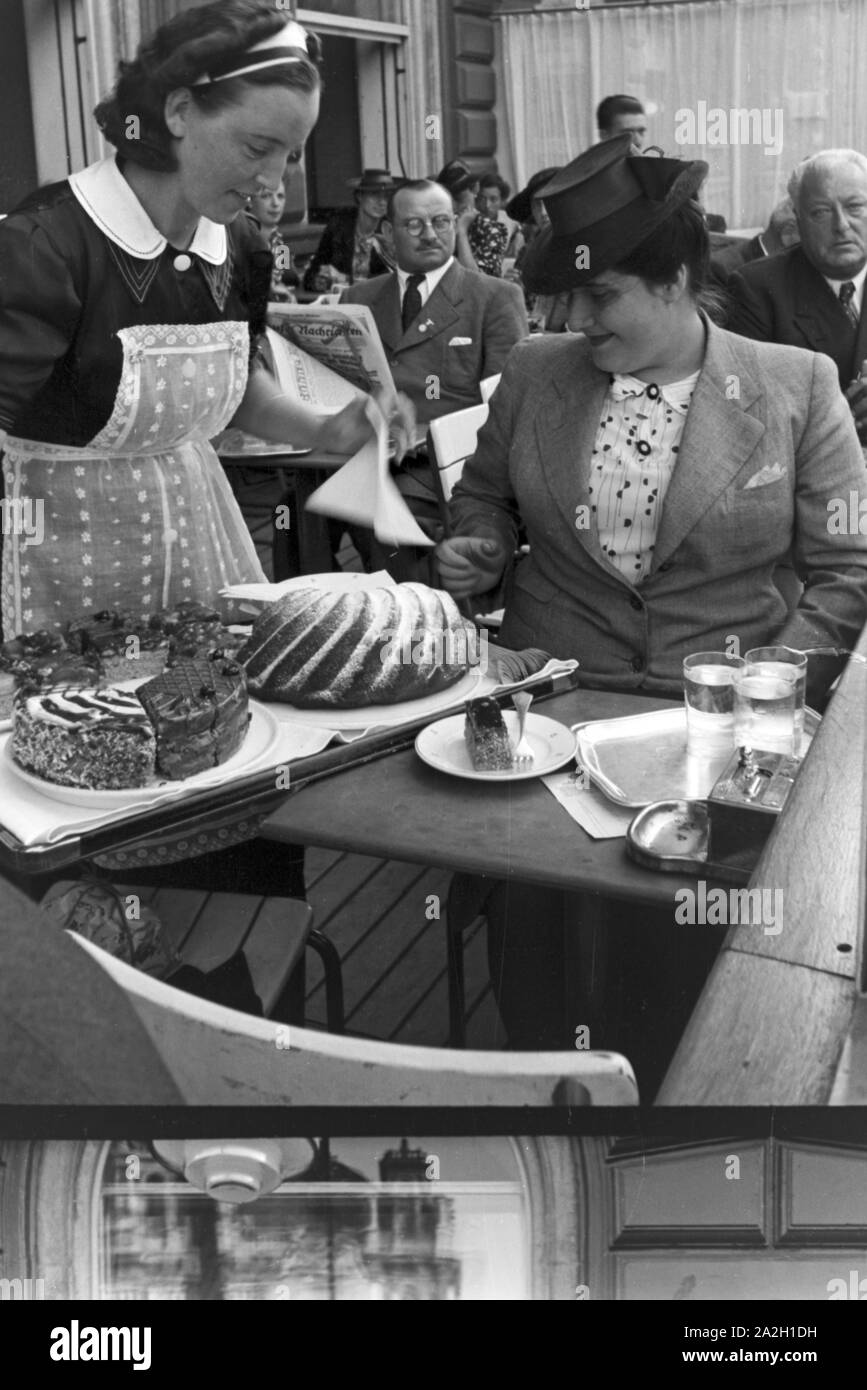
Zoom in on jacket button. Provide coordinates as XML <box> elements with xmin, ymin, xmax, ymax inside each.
<box><xmin>630</xmin><ymin>655</ymin><xmax>643</xmax><ymax>673</ymax></box>
<box><xmin>629</xmin><ymin>593</ymin><xmax>642</xmax><ymax>610</ymax></box>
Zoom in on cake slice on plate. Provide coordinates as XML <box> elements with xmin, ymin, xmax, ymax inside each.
<box><xmin>464</xmin><ymin>696</ymin><xmax>513</xmax><ymax>771</ymax></box>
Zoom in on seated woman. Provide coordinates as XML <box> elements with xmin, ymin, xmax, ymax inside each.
<box><xmin>504</xmin><ymin>166</ymin><xmax>568</xmax><ymax>329</ymax></box>
<box><xmin>302</xmin><ymin>168</ymin><xmax>395</xmax><ymax>292</ymax></box>
<box><xmin>249</xmin><ymin>181</ymin><xmax>300</xmax><ymax>301</ymax></box>
<box><xmin>437</xmin><ymin>159</ymin><xmax>509</xmax><ymax>278</ymax></box>
<box><xmin>435</xmin><ymin>134</ymin><xmax>867</xmax><ymax>1091</ymax></box>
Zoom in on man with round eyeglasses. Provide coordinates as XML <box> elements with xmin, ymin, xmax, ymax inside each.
<box><xmin>342</xmin><ymin>178</ymin><xmax>527</xmax><ymax>580</ymax></box>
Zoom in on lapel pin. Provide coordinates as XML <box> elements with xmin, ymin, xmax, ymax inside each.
<box><xmin>418</xmin><ymin>318</ymin><xmax>434</xmax><ymax>333</ymax></box>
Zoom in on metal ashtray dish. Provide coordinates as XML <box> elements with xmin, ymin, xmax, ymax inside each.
<box><xmin>626</xmin><ymin>799</ymin><xmax>709</xmax><ymax>873</ymax></box>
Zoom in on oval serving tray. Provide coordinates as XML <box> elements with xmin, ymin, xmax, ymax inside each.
<box><xmin>573</xmin><ymin>705</ymin><xmax>819</xmax><ymax>809</ymax></box>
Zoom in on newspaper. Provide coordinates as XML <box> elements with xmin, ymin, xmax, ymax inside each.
<box><xmin>266</xmin><ymin>301</ymin><xmax>397</xmax><ymax>399</ymax></box>
<box><xmin>264</xmin><ymin>328</ymin><xmax>360</xmax><ymax>414</ymax></box>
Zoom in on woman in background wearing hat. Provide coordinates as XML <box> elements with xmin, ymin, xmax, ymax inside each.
<box><xmin>505</xmin><ymin>166</ymin><xmax>569</xmax><ymax>329</ymax></box>
<box><xmin>435</xmin><ymin>134</ymin><xmax>867</xmax><ymax>1089</ymax></box>
<box><xmin>302</xmin><ymin>168</ymin><xmax>396</xmax><ymax>292</ymax></box>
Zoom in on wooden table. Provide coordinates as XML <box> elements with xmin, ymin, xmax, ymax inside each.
<box><xmin>263</xmin><ymin>687</ymin><xmax>700</xmax><ymax>905</ymax></box>
<box><xmin>262</xmin><ymin>686</ymin><xmax>728</xmax><ymax>1085</ymax></box>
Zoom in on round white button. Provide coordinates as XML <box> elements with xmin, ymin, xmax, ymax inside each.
<box><xmin>174</xmin><ymin>254</ymin><xmax>192</xmax><ymax>272</ymax></box>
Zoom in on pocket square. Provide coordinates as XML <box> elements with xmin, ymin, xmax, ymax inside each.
<box><xmin>743</xmin><ymin>463</ymin><xmax>787</xmax><ymax>489</ymax></box>
<box><xmin>449</xmin><ymin>336</ymin><xmax>473</xmax><ymax>346</ymax></box>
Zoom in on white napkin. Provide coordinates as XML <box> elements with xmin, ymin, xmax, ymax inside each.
<box><xmin>221</xmin><ymin>570</ymin><xmax>396</xmax><ymax>618</ymax></box>
<box><xmin>542</xmin><ymin>769</ymin><xmax>636</xmax><ymax>839</ymax></box>
<box><xmin>266</xmin><ymin>657</ymin><xmax>579</xmax><ymax>744</ymax></box>
<box><xmin>305</xmin><ymin>396</ymin><xmax>434</xmax><ymax>547</ymax></box>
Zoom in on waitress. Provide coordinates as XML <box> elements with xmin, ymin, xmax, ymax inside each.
<box><xmin>0</xmin><ymin>1</ymin><xmax>400</xmax><ymax>636</ymax></box>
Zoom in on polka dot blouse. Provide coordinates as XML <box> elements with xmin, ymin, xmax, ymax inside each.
<box><xmin>589</xmin><ymin>370</ymin><xmax>700</xmax><ymax>582</ymax></box>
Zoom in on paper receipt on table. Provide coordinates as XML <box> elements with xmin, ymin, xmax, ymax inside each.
<box><xmin>542</xmin><ymin>769</ymin><xmax>635</xmax><ymax>839</ymax></box>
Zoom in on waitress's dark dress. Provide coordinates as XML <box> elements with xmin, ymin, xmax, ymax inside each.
<box><xmin>0</xmin><ymin>156</ymin><xmax>272</xmax><ymax>636</ymax></box>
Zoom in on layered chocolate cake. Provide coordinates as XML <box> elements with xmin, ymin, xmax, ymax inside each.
<box><xmin>12</xmin><ymin>688</ymin><xmax>157</xmax><ymax>789</ymax></box>
<box><xmin>239</xmin><ymin>583</ymin><xmax>476</xmax><ymax>708</ymax></box>
<box><xmin>464</xmin><ymin>696</ymin><xmax>513</xmax><ymax>771</ymax></box>
<box><xmin>136</xmin><ymin>659</ymin><xmax>249</xmax><ymax>779</ymax></box>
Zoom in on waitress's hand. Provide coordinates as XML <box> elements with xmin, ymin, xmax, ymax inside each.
<box><xmin>375</xmin><ymin>390</ymin><xmax>416</xmax><ymax>463</ymax></box>
<box><xmin>315</xmin><ymin>391</ymin><xmax>417</xmax><ymax>459</ymax></box>
<box><xmin>315</xmin><ymin>397</ymin><xmax>374</xmax><ymax>455</ymax></box>
<box><xmin>435</xmin><ymin>535</ymin><xmax>510</xmax><ymax>597</ymax></box>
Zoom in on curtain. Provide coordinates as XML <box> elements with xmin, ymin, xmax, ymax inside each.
<box><xmin>498</xmin><ymin>0</ymin><xmax>867</xmax><ymax>230</ymax></box>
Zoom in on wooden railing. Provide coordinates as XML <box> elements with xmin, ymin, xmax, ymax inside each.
<box><xmin>658</xmin><ymin>626</ymin><xmax>867</xmax><ymax>1105</ymax></box>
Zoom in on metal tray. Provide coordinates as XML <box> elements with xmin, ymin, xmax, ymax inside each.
<box><xmin>573</xmin><ymin>705</ymin><xmax>818</xmax><ymax>809</ymax></box>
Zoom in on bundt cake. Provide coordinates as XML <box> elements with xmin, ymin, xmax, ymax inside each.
<box><xmin>239</xmin><ymin>583</ymin><xmax>477</xmax><ymax>709</ymax></box>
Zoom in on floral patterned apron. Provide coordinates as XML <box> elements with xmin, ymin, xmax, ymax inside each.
<box><xmin>2</xmin><ymin>320</ymin><xmax>266</xmax><ymax>635</ymax></box>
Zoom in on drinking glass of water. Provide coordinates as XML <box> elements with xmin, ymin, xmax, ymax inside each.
<box><xmin>742</xmin><ymin>646</ymin><xmax>807</xmax><ymax>755</ymax></box>
<box><xmin>734</xmin><ymin>663</ymin><xmax>799</xmax><ymax>756</ymax></box>
<box><xmin>683</xmin><ymin>651</ymin><xmax>745</xmax><ymax>758</ymax></box>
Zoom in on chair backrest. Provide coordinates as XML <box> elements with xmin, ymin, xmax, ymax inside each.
<box><xmin>427</xmin><ymin>402</ymin><xmax>490</xmax><ymax>518</ymax></box>
<box><xmin>71</xmin><ymin>935</ymin><xmax>639</xmax><ymax>1106</ymax></box>
<box><xmin>479</xmin><ymin>373</ymin><xmax>501</xmax><ymax>403</ymax></box>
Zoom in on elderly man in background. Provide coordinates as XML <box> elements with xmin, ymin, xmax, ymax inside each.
<box><xmin>727</xmin><ymin>149</ymin><xmax>867</xmax><ymax>441</ymax></box>
<box><xmin>711</xmin><ymin>195</ymin><xmax>800</xmax><ymax>286</ymax></box>
<box><xmin>342</xmin><ymin>177</ymin><xmax>528</xmax><ymax>580</ymax></box>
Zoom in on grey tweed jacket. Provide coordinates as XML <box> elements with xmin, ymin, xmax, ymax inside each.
<box><xmin>449</xmin><ymin>317</ymin><xmax>867</xmax><ymax>699</ymax></box>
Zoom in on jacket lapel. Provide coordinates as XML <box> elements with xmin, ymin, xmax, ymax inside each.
<box><xmin>533</xmin><ymin>341</ymin><xmax>611</xmax><ymax>570</ymax></box>
<box><xmin>374</xmin><ymin>276</ymin><xmax>404</xmax><ymax>354</ymax></box>
<box><xmin>652</xmin><ymin>320</ymin><xmax>764</xmax><ymax>570</ymax></box>
<box><xmin>395</xmin><ymin>261</ymin><xmax>462</xmax><ymax>351</ymax></box>
<box><xmin>789</xmin><ymin>248</ymin><xmax>855</xmax><ymax>364</ymax></box>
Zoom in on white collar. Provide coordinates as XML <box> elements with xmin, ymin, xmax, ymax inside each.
<box><xmin>610</xmin><ymin>370</ymin><xmax>700</xmax><ymax>416</ymax></box>
<box><xmin>68</xmin><ymin>156</ymin><xmax>227</xmax><ymax>264</ymax></box>
<box><xmin>823</xmin><ymin>261</ymin><xmax>867</xmax><ymax>305</ymax></box>
<box><xmin>396</xmin><ymin>257</ymin><xmax>454</xmax><ymax>295</ymax></box>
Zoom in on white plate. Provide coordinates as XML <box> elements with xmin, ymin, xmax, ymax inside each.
<box><xmin>415</xmin><ymin>710</ymin><xmax>576</xmax><ymax>782</ymax></box>
<box><xmin>268</xmin><ymin>666</ymin><xmax>484</xmax><ymax>732</ymax></box>
<box><xmin>5</xmin><ymin>699</ymin><xmax>281</xmax><ymax>808</ymax></box>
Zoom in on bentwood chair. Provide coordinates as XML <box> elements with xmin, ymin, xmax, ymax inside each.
<box><xmin>68</xmin><ymin>934</ymin><xmax>640</xmax><ymax>1105</ymax></box>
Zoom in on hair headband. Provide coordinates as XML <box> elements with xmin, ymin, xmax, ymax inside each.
<box><xmin>192</xmin><ymin>19</ymin><xmax>309</xmax><ymax>86</ymax></box>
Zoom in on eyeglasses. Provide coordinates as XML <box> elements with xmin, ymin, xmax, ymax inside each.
<box><xmin>396</xmin><ymin>215</ymin><xmax>455</xmax><ymax>236</ymax></box>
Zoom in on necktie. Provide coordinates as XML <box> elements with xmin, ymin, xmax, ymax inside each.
<box><xmin>839</xmin><ymin>281</ymin><xmax>860</xmax><ymax>330</ymax></box>
<box><xmin>402</xmin><ymin>273</ymin><xmax>424</xmax><ymax>332</ymax></box>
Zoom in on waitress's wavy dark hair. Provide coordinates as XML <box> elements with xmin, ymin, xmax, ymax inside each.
<box><xmin>94</xmin><ymin>0</ymin><xmax>322</xmax><ymax>173</ymax></box>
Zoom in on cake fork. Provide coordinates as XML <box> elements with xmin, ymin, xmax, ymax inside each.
<box><xmin>511</xmin><ymin>690</ymin><xmax>535</xmax><ymax>766</ymax></box>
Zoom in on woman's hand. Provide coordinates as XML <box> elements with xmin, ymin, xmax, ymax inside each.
<box><xmin>377</xmin><ymin>390</ymin><xmax>416</xmax><ymax>462</ymax></box>
<box><xmin>316</xmin><ymin>397</ymin><xmax>375</xmax><ymax>455</ymax></box>
<box><xmin>315</xmin><ymin>391</ymin><xmax>417</xmax><ymax>459</ymax></box>
<box><xmin>435</xmin><ymin>535</ymin><xmax>510</xmax><ymax>597</ymax></box>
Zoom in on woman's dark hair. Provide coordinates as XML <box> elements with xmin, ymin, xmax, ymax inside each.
<box><xmin>480</xmin><ymin>172</ymin><xmax>511</xmax><ymax>200</ymax></box>
<box><xmin>614</xmin><ymin>198</ymin><xmax>725</xmax><ymax>322</ymax></box>
<box><xmin>95</xmin><ymin>0</ymin><xmax>322</xmax><ymax>173</ymax></box>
